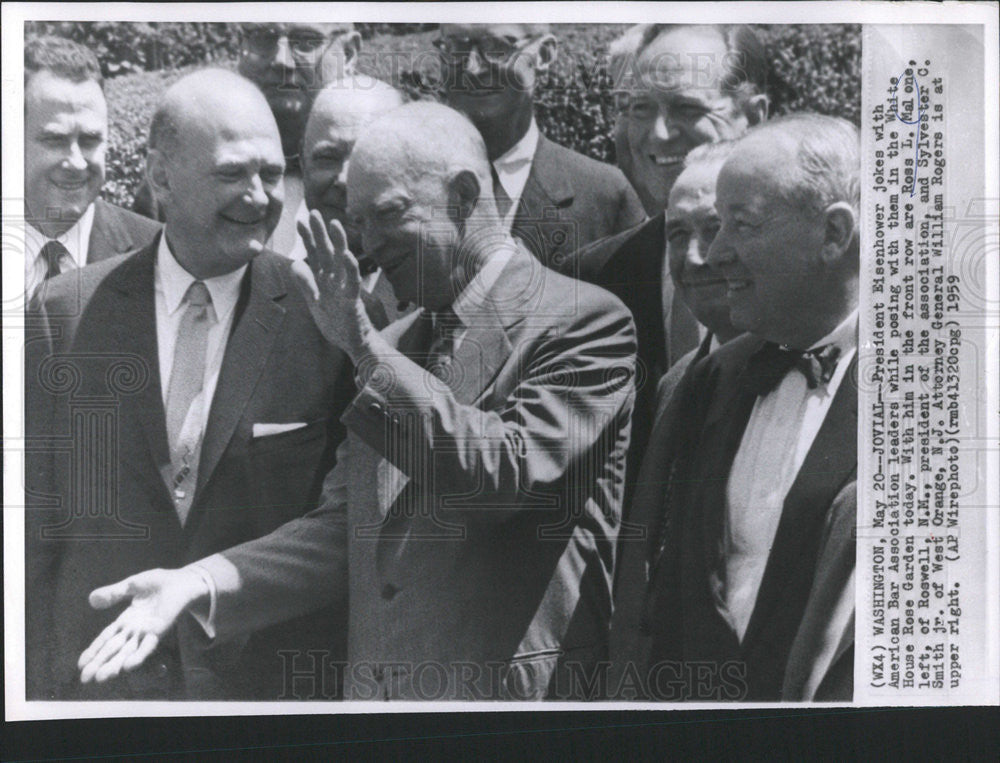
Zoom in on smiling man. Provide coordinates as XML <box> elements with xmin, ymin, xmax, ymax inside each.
<box><xmin>438</xmin><ymin>23</ymin><xmax>644</xmax><ymax>268</ymax></box>
<box><xmin>28</xmin><ymin>69</ymin><xmax>357</xmax><ymax>700</ymax></box>
<box><xmin>567</xmin><ymin>24</ymin><xmax>768</xmax><ymax>518</ymax></box>
<box><xmin>638</xmin><ymin>114</ymin><xmax>860</xmax><ymax>701</ymax></box>
<box><xmin>24</xmin><ymin>36</ymin><xmax>160</xmax><ymax>300</ymax></box>
<box><xmin>73</xmin><ymin>102</ymin><xmax>637</xmax><ymax>701</ymax></box>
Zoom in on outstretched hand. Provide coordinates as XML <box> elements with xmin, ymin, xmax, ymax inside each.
<box><xmin>292</xmin><ymin>210</ymin><xmax>375</xmax><ymax>362</ymax></box>
<box><xmin>77</xmin><ymin>568</ymin><xmax>208</xmax><ymax>684</ymax></box>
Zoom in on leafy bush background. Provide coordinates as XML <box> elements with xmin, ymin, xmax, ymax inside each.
<box><xmin>25</xmin><ymin>22</ymin><xmax>861</xmax><ymax>209</ymax></box>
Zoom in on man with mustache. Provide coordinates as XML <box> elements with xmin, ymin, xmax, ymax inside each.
<box><xmin>75</xmin><ymin>102</ymin><xmax>637</xmax><ymax>701</ymax></box>
<box><xmin>438</xmin><ymin>23</ymin><xmax>645</xmax><ymax>269</ymax></box>
<box><xmin>639</xmin><ymin>115</ymin><xmax>860</xmax><ymax>701</ymax></box>
<box><xmin>28</xmin><ymin>69</ymin><xmax>359</xmax><ymax>700</ymax></box>
<box><xmin>24</xmin><ymin>35</ymin><xmax>160</xmax><ymax>301</ymax></box>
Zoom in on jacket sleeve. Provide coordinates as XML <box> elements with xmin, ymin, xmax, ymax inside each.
<box><xmin>342</xmin><ymin>298</ymin><xmax>637</xmax><ymax>521</ymax></box>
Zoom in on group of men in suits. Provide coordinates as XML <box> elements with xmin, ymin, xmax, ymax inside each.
<box><xmin>23</xmin><ymin>23</ymin><xmax>860</xmax><ymax>703</ymax></box>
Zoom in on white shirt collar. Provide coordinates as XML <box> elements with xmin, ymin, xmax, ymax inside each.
<box><xmin>447</xmin><ymin>235</ymin><xmax>519</xmax><ymax>326</ymax></box>
<box><xmin>491</xmin><ymin>119</ymin><xmax>540</xmax><ymax>200</ymax></box>
<box><xmin>156</xmin><ymin>232</ymin><xmax>247</xmax><ymax>321</ymax></box>
<box><xmin>25</xmin><ymin>201</ymin><xmax>96</xmax><ymax>275</ymax></box>
<box><xmin>806</xmin><ymin>308</ymin><xmax>859</xmax><ymax>353</ymax></box>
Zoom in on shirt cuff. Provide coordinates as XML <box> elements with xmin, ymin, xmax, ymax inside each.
<box><xmin>185</xmin><ymin>562</ymin><xmax>218</xmax><ymax>640</ymax></box>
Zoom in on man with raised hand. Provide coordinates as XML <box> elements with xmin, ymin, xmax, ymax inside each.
<box><xmin>30</xmin><ymin>69</ymin><xmax>357</xmax><ymax>700</ymax></box>
<box><xmin>76</xmin><ymin>101</ymin><xmax>637</xmax><ymax>701</ymax></box>
<box><xmin>640</xmin><ymin>115</ymin><xmax>860</xmax><ymax>701</ymax></box>
<box><xmin>437</xmin><ymin>23</ymin><xmax>644</xmax><ymax>269</ymax></box>
<box><xmin>24</xmin><ymin>35</ymin><xmax>159</xmax><ymax>300</ymax></box>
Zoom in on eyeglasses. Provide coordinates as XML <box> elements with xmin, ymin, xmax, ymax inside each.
<box><xmin>243</xmin><ymin>28</ymin><xmax>338</xmax><ymax>59</ymax></box>
<box><xmin>433</xmin><ymin>35</ymin><xmax>535</xmax><ymax>66</ymax></box>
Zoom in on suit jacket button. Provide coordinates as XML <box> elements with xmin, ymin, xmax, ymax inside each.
<box><xmin>155</xmin><ymin>662</ymin><xmax>169</xmax><ymax>678</ymax></box>
<box><xmin>381</xmin><ymin>583</ymin><xmax>398</xmax><ymax>600</ymax></box>
<box><xmin>369</xmin><ymin>402</ymin><xmax>383</xmax><ymax>414</ymax></box>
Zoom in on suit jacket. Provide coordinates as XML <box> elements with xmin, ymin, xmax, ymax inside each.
<box><xmin>640</xmin><ymin>333</ymin><xmax>857</xmax><ymax>701</ymax></box>
<box><xmin>513</xmin><ymin>136</ymin><xmax>644</xmax><ymax>271</ymax></box>
<box><xmin>87</xmin><ymin>198</ymin><xmax>162</xmax><ymax>262</ymax></box>
<box><xmin>27</xmin><ymin>234</ymin><xmax>355</xmax><ymax>700</ymax></box>
<box><xmin>562</xmin><ymin>214</ymin><xmax>702</xmax><ymax>513</ymax></box>
<box><xmin>606</xmin><ymin>330</ymin><xmax>716</xmax><ymax>697</ymax></box>
<box><xmin>203</xmin><ymin>246</ymin><xmax>638</xmax><ymax>700</ymax></box>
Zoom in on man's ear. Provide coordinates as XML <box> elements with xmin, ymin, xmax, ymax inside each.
<box><xmin>820</xmin><ymin>202</ymin><xmax>857</xmax><ymax>265</ymax></box>
<box><xmin>145</xmin><ymin>149</ymin><xmax>171</xmax><ymax>207</ymax></box>
<box><xmin>742</xmin><ymin>93</ymin><xmax>768</xmax><ymax>127</ymax></box>
<box><xmin>449</xmin><ymin>169</ymin><xmax>482</xmax><ymax>222</ymax></box>
<box><xmin>534</xmin><ymin>34</ymin><xmax>558</xmax><ymax>73</ymax></box>
<box><xmin>341</xmin><ymin>31</ymin><xmax>361</xmax><ymax>72</ymax></box>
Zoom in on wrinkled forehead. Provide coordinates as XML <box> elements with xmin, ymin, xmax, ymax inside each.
<box><xmin>667</xmin><ymin>161</ymin><xmax>725</xmax><ymax>215</ymax></box>
<box><xmin>26</xmin><ymin>71</ymin><xmax>106</xmax><ymax>115</ymax></box>
<box><xmin>625</xmin><ymin>27</ymin><xmax>732</xmax><ymax>95</ymax></box>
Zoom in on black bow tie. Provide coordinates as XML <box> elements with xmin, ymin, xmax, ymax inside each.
<box><xmin>745</xmin><ymin>342</ymin><xmax>842</xmax><ymax>398</ymax></box>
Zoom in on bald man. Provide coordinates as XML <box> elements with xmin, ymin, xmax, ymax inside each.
<box><xmin>76</xmin><ymin>102</ymin><xmax>637</xmax><ymax>701</ymax></box>
<box><xmin>300</xmin><ymin>77</ymin><xmax>405</xmax><ymax>323</ymax></box>
<box><xmin>29</xmin><ymin>69</ymin><xmax>358</xmax><ymax>700</ymax></box>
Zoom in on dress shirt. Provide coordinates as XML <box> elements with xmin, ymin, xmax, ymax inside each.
<box><xmin>155</xmin><ymin>233</ymin><xmax>246</xmax><ymax>438</ymax></box>
<box><xmin>268</xmin><ymin>172</ymin><xmax>309</xmax><ymax>261</ymax></box>
<box><xmin>25</xmin><ymin>202</ymin><xmax>95</xmax><ymax>298</ymax></box>
<box><xmin>714</xmin><ymin>310</ymin><xmax>859</xmax><ymax>641</ymax></box>
<box><xmin>492</xmin><ymin>119</ymin><xmax>540</xmax><ymax>231</ymax></box>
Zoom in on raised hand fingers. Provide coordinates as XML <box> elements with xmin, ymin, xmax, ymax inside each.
<box><xmin>123</xmin><ymin>632</ymin><xmax>161</xmax><ymax>672</ymax></box>
<box><xmin>78</xmin><ymin>618</ymin><xmax>123</xmax><ymax>671</ymax></box>
<box><xmin>92</xmin><ymin>631</ymin><xmax>141</xmax><ymax>684</ymax></box>
<box><xmin>88</xmin><ymin>577</ymin><xmax>134</xmax><ymax>610</ymax></box>
<box><xmin>291</xmin><ymin>258</ymin><xmax>321</xmax><ymax>302</ymax></box>
<box><xmin>298</xmin><ymin>219</ymin><xmax>320</xmax><ymax>274</ymax></box>
<box><xmin>308</xmin><ymin>210</ymin><xmax>338</xmax><ymax>275</ymax></box>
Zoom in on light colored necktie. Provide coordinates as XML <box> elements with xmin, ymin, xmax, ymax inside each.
<box><xmin>165</xmin><ymin>281</ymin><xmax>216</xmax><ymax>524</ymax></box>
<box><xmin>491</xmin><ymin>164</ymin><xmax>514</xmax><ymax>222</ymax></box>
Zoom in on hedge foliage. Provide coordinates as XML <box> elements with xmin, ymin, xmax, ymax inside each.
<box><xmin>28</xmin><ymin>22</ymin><xmax>861</xmax><ymax>208</ymax></box>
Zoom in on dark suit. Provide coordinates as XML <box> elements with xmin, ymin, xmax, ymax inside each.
<box><xmin>513</xmin><ymin>136</ymin><xmax>644</xmax><ymax>271</ymax></box>
<box><xmin>561</xmin><ymin>214</ymin><xmax>702</xmax><ymax>514</ymax></box>
<box><xmin>639</xmin><ymin>333</ymin><xmax>857</xmax><ymax>701</ymax></box>
<box><xmin>607</xmin><ymin>331</ymin><xmax>716</xmax><ymax>695</ymax></box>
<box><xmin>87</xmin><ymin>198</ymin><xmax>162</xmax><ymax>261</ymax></box>
<box><xmin>201</xmin><ymin>246</ymin><xmax>637</xmax><ymax>700</ymax></box>
<box><xmin>27</xmin><ymin>235</ymin><xmax>356</xmax><ymax>700</ymax></box>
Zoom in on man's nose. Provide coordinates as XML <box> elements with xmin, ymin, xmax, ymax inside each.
<box><xmin>464</xmin><ymin>46</ymin><xmax>486</xmax><ymax>76</ymax></box>
<box><xmin>686</xmin><ymin>235</ymin><xmax>707</xmax><ymax>267</ymax></box>
<box><xmin>63</xmin><ymin>140</ymin><xmax>89</xmax><ymax>172</ymax></box>
<box><xmin>336</xmin><ymin>158</ymin><xmax>351</xmax><ymax>186</ymax></box>
<box><xmin>706</xmin><ymin>226</ymin><xmax>733</xmax><ymax>268</ymax></box>
<box><xmin>651</xmin><ymin>112</ymin><xmax>679</xmax><ymax>143</ymax></box>
<box><xmin>246</xmin><ymin>174</ymin><xmax>271</xmax><ymax>207</ymax></box>
<box><xmin>272</xmin><ymin>36</ymin><xmax>296</xmax><ymax>70</ymax></box>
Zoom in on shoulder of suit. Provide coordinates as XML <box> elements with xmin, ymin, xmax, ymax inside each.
<box><xmin>36</xmin><ymin>251</ymin><xmax>134</xmax><ymax>313</ymax></box>
<box><xmin>537</xmin><ymin>136</ymin><xmax>636</xmax><ymax>192</ymax></box>
<box><xmin>572</xmin><ymin>215</ymin><xmax>658</xmax><ymax>279</ymax></box>
<box><xmin>690</xmin><ymin>332</ymin><xmax>762</xmax><ymax>378</ymax></box>
<box><xmin>95</xmin><ymin>198</ymin><xmax>162</xmax><ymax>237</ymax></box>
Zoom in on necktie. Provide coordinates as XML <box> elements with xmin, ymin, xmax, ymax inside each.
<box><xmin>490</xmin><ymin>164</ymin><xmax>514</xmax><ymax>221</ymax></box>
<box><xmin>426</xmin><ymin>306</ymin><xmax>462</xmax><ymax>378</ymax></box>
<box><xmin>165</xmin><ymin>281</ymin><xmax>216</xmax><ymax>524</ymax></box>
<box><xmin>40</xmin><ymin>240</ymin><xmax>70</xmax><ymax>281</ymax></box>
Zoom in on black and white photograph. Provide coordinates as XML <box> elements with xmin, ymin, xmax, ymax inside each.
<box><xmin>3</xmin><ymin>1</ymin><xmax>997</xmax><ymax>734</ymax></box>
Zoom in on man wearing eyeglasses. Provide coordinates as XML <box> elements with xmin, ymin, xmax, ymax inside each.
<box><xmin>134</xmin><ymin>23</ymin><xmax>360</xmax><ymax>264</ymax></box>
<box><xmin>437</xmin><ymin>24</ymin><xmax>645</xmax><ymax>270</ymax></box>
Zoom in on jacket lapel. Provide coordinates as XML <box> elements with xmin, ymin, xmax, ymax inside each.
<box><xmin>513</xmin><ymin>138</ymin><xmax>575</xmax><ymax>265</ymax></box>
<box><xmin>104</xmin><ymin>241</ymin><xmax>173</xmax><ymax>509</ymax></box>
<box><xmin>193</xmin><ymin>255</ymin><xmax>287</xmax><ymax>501</ymax></box>
<box><xmin>741</xmin><ymin>354</ymin><xmax>859</xmax><ymax>650</ymax></box>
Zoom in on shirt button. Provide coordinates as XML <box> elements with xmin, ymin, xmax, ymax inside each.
<box><xmin>381</xmin><ymin>583</ymin><xmax>398</xmax><ymax>600</ymax></box>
